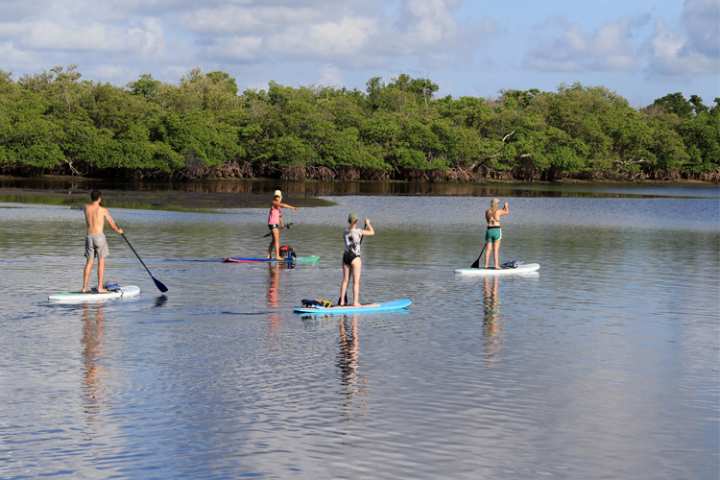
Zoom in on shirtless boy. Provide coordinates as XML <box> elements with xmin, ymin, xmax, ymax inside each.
<box><xmin>82</xmin><ymin>190</ymin><xmax>124</xmax><ymax>293</ymax></box>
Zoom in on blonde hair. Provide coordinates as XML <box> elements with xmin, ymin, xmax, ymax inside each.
<box><xmin>487</xmin><ymin>198</ymin><xmax>500</xmax><ymax>222</ymax></box>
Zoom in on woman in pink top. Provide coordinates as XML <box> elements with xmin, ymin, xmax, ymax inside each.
<box><xmin>267</xmin><ymin>190</ymin><xmax>298</xmax><ymax>259</ymax></box>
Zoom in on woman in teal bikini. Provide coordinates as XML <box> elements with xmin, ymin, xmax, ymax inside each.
<box><xmin>484</xmin><ymin>198</ymin><xmax>510</xmax><ymax>269</ymax></box>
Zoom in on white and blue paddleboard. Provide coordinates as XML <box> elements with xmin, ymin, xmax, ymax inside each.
<box><xmin>455</xmin><ymin>263</ymin><xmax>540</xmax><ymax>276</ymax></box>
<box><xmin>294</xmin><ymin>298</ymin><xmax>412</xmax><ymax>315</ymax></box>
<box><xmin>48</xmin><ymin>285</ymin><xmax>141</xmax><ymax>304</ymax></box>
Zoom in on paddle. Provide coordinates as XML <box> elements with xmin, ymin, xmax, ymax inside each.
<box><xmin>121</xmin><ymin>233</ymin><xmax>169</xmax><ymax>293</ymax></box>
<box><xmin>262</xmin><ymin>222</ymin><xmax>294</xmax><ymax>238</ymax></box>
<box><xmin>470</xmin><ymin>243</ymin><xmax>488</xmax><ymax>269</ymax></box>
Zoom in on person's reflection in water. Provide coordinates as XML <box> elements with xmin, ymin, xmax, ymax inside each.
<box><xmin>337</xmin><ymin>315</ymin><xmax>368</xmax><ymax>417</ymax></box>
<box><xmin>81</xmin><ymin>303</ymin><xmax>105</xmax><ymax>418</ymax></box>
<box><xmin>482</xmin><ymin>276</ymin><xmax>502</xmax><ymax>364</ymax></box>
<box><xmin>267</xmin><ymin>263</ymin><xmax>282</xmax><ymax>335</ymax></box>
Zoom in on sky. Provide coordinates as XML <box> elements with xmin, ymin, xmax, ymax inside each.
<box><xmin>0</xmin><ymin>0</ymin><xmax>718</xmax><ymax>106</ymax></box>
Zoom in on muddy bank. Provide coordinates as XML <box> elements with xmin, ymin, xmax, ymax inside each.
<box><xmin>0</xmin><ymin>186</ymin><xmax>334</xmax><ymax>212</ymax></box>
<box><xmin>7</xmin><ymin>161</ymin><xmax>719</xmax><ymax>184</ymax></box>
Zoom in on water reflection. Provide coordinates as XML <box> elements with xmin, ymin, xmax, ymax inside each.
<box><xmin>81</xmin><ymin>304</ymin><xmax>105</xmax><ymax>417</ymax></box>
<box><xmin>482</xmin><ymin>277</ymin><xmax>502</xmax><ymax>363</ymax></box>
<box><xmin>267</xmin><ymin>264</ymin><xmax>282</xmax><ymax>334</ymax></box>
<box><xmin>337</xmin><ymin>315</ymin><xmax>368</xmax><ymax>417</ymax></box>
<box><xmin>154</xmin><ymin>295</ymin><xmax>168</xmax><ymax>308</ymax></box>
<box><xmin>2</xmin><ymin>176</ymin><xmax>711</xmax><ymax>199</ymax></box>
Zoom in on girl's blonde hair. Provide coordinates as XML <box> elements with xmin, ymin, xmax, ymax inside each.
<box><xmin>487</xmin><ymin>198</ymin><xmax>500</xmax><ymax>222</ymax></box>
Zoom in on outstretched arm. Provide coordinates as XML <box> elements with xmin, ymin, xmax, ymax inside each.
<box><xmin>281</xmin><ymin>202</ymin><xmax>298</xmax><ymax>211</ymax></box>
<box><xmin>105</xmin><ymin>210</ymin><xmax>124</xmax><ymax>234</ymax></box>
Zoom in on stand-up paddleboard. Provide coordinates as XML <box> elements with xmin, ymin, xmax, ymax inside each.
<box><xmin>224</xmin><ymin>255</ymin><xmax>320</xmax><ymax>265</ymax></box>
<box><xmin>49</xmin><ymin>285</ymin><xmax>141</xmax><ymax>304</ymax></box>
<box><xmin>455</xmin><ymin>263</ymin><xmax>540</xmax><ymax>276</ymax></box>
<box><xmin>294</xmin><ymin>298</ymin><xmax>412</xmax><ymax>315</ymax></box>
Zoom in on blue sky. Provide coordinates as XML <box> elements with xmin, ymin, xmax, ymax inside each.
<box><xmin>0</xmin><ymin>0</ymin><xmax>717</xmax><ymax>106</ymax></box>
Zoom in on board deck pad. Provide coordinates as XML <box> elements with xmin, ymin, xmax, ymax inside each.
<box><xmin>48</xmin><ymin>285</ymin><xmax>141</xmax><ymax>303</ymax></box>
<box><xmin>455</xmin><ymin>263</ymin><xmax>540</xmax><ymax>276</ymax></box>
<box><xmin>294</xmin><ymin>298</ymin><xmax>412</xmax><ymax>315</ymax></box>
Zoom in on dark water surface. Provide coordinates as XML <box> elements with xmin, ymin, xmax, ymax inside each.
<box><xmin>1</xmin><ymin>189</ymin><xmax>718</xmax><ymax>479</ymax></box>
<box><xmin>2</xmin><ymin>175</ymin><xmax>718</xmax><ymax>199</ymax></box>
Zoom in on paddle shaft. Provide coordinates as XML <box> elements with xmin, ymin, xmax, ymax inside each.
<box><xmin>121</xmin><ymin>233</ymin><xmax>168</xmax><ymax>292</ymax></box>
<box><xmin>263</xmin><ymin>222</ymin><xmax>293</xmax><ymax>238</ymax></box>
<box><xmin>471</xmin><ymin>242</ymin><xmax>488</xmax><ymax>269</ymax></box>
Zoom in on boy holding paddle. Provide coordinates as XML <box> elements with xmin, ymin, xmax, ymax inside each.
<box><xmin>82</xmin><ymin>190</ymin><xmax>123</xmax><ymax>293</ymax></box>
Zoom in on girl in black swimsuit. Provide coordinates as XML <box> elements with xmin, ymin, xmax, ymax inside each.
<box><xmin>339</xmin><ymin>213</ymin><xmax>375</xmax><ymax>306</ymax></box>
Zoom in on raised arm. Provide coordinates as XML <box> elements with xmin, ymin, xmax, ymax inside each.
<box><xmin>104</xmin><ymin>209</ymin><xmax>124</xmax><ymax>234</ymax></box>
<box><xmin>499</xmin><ymin>202</ymin><xmax>510</xmax><ymax>217</ymax></box>
<box><xmin>361</xmin><ymin>218</ymin><xmax>375</xmax><ymax>236</ymax></box>
<box><xmin>280</xmin><ymin>202</ymin><xmax>298</xmax><ymax>211</ymax></box>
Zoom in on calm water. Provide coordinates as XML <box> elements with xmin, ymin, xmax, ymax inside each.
<box><xmin>1</xmin><ymin>189</ymin><xmax>718</xmax><ymax>479</ymax></box>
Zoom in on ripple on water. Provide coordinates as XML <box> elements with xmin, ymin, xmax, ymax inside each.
<box><xmin>0</xmin><ymin>196</ymin><xmax>718</xmax><ymax>479</ymax></box>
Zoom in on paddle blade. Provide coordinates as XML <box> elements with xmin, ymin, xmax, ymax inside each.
<box><xmin>153</xmin><ymin>277</ymin><xmax>169</xmax><ymax>293</ymax></box>
<box><xmin>470</xmin><ymin>256</ymin><xmax>481</xmax><ymax>268</ymax></box>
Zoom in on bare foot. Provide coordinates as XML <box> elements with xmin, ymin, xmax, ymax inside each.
<box><xmin>352</xmin><ymin>303</ymin><xmax>361</xmax><ymax>307</ymax></box>
<box><xmin>81</xmin><ymin>288</ymin><xmax>89</xmax><ymax>293</ymax></box>
<box><xmin>97</xmin><ymin>288</ymin><xmax>108</xmax><ymax>293</ymax></box>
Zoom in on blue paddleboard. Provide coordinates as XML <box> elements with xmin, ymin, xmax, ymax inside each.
<box><xmin>293</xmin><ymin>298</ymin><xmax>412</xmax><ymax>315</ymax></box>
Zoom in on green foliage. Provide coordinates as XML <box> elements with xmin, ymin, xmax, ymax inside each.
<box><xmin>653</xmin><ymin>92</ymin><xmax>694</xmax><ymax>118</ymax></box>
<box><xmin>0</xmin><ymin>67</ymin><xmax>715</xmax><ymax>180</ymax></box>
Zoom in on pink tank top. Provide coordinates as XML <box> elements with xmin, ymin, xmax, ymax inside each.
<box><xmin>268</xmin><ymin>206</ymin><xmax>281</xmax><ymax>225</ymax></box>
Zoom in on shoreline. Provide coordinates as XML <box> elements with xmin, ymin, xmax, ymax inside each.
<box><xmin>1</xmin><ymin>173</ymin><xmax>716</xmax><ymax>187</ymax></box>
<box><xmin>0</xmin><ymin>176</ymin><xmax>716</xmax><ymax>212</ymax></box>
<box><xmin>0</xmin><ymin>186</ymin><xmax>335</xmax><ymax>212</ymax></box>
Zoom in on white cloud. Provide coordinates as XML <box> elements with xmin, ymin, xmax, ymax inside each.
<box><xmin>649</xmin><ymin>20</ymin><xmax>720</xmax><ymax>75</ymax></box>
<box><xmin>181</xmin><ymin>0</ymin><xmax>477</xmax><ymax>66</ymax></box>
<box><xmin>91</xmin><ymin>64</ymin><xmax>129</xmax><ymax>80</ymax></box>
<box><xmin>648</xmin><ymin>0</ymin><xmax>720</xmax><ymax>75</ymax></box>
<box><xmin>128</xmin><ymin>19</ymin><xmax>165</xmax><ymax>56</ymax></box>
<box><xmin>317</xmin><ymin>64</ymin><xmax>343</xmax><ymax>86</ymax></box>
<box><xmin>526</xmin><ymin>1</ymin><xmax>720</xmax><ymax>78</ymax></box>
<box><xmin>267</xmin><ymin>16</ymin><xmax>377</xmax><ymax>57</ymax></box>
<box><xmin>0</xmin><ymin>0</ymin><xmax>495</xmax><ymax>88</ymax></box>
<box><xmin>0</xmin><ymin>19</ymin><xmax>164</xmax><ymax>55</ymax></box>
<box><xmin>206</xmin><ymin>35</ymin><xmax>263</xmax><ymax>61</ymax></box>
<box><xmin>525</xmin><ymin>17</ymin><xmax>645</xmax><ymax>72</ymax></box>
<box><xmin>401</xmin><ymin>0</ymin><xmax>460</xmax><ymax>45</ymax></box>
<box><xmin>0</xmin><ymin>41</ymin><xmax>37</xmax><ymax>68</ymax></box>
<box><xmin>185</xmin><ymin>5</ymin><xmax>322</xmax><ymax>34</ymax></box>
<box><xmin>683</xmin><ymin>0</ymin><xmax>720</xmax><ymax>58</ymax></box>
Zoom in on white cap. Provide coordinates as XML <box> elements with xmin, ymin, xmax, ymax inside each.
<box><xmin>273</xmin><ymin>190</ymin><xmax>282</xmax><ymax>199</ymax></box>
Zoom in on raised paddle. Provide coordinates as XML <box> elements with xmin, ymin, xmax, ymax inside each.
<box><xmin>470</xmin><ymin>243</ymin><xmax>488</xmax><ymax>269</ymax></box>
<box><xmin>121</xmin><ymin>233</ymin><xmax>168</xmax><ymax>293</ymax></box>
<box><xmin>262</xmin><ymin>222</ymin><xmax>294</xmax><ymax>238</ymax></box>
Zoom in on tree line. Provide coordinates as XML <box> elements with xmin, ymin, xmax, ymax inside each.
<box><xmin>0</xmin><ymin>66</ymin><xmax>717</xmax><ymax>182</ymax></box>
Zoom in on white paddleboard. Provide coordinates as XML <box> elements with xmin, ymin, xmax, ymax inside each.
<box><xmin>48</xmin><ymin>285</ymin><xmax>141</xmax><ymax>303</ymax></box>
<box><xmin>455</xmin><ymin>263</ymin><xmax>540</xmax><ymax>276</ymax></box>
